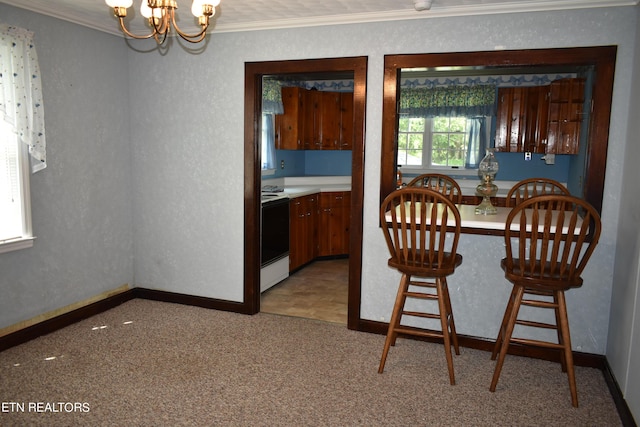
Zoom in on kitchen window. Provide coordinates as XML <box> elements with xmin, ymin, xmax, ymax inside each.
<box><xmin>398</xmin><ymin>115</ymin><xmax>487</xmax><ymax>173</ymax></box>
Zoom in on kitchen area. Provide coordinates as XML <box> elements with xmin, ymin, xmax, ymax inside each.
<box><xmin>259</xmin><ymin>75</ymin><xmax>354</xmax><ymax>322</ymax></box>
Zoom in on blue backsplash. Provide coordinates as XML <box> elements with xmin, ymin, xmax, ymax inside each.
<box><xmin>403</xmin><ymin>152</ymin><xmax>571</xmax><ymax>183</ymax></box>
<box><xmin>491</xmin><ymin>152</ymin><xmax>570</xmax><ymax>182</ymax></box>
<box><xmin>272</xmin><ymin>149</ymin><xmax>572</xmax><ymax>185</ymax></box>
<box><xmin>272</xmin><ymin>149</ymin><xmax>352</xmax><ymax>177</ymax></box>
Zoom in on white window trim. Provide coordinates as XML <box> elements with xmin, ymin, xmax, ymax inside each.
<box><xmin>0</xmin><ymin>140</ymin><xmax>35</xmax><ymax>254</ymax></box>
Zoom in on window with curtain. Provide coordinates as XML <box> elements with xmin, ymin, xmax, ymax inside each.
<box><xmin>261</xmin><ymin>78</ymin><xmax>282</xmax><ymax>174</ymax></box>
<box><xmin>397</xmin><ymin>84</ymin><xmax>494</xmax><ymax>171</ymax></box>
<box><xmin>0</xmin><ymin>24</ymin><xmax>46</xmax><ymax>252</ymax></box>
<box><xmin>261</xmin><ymin>113</ymin><xmax>276</xmax><ymax>172</ymax></box>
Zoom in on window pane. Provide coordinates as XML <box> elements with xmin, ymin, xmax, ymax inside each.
<box><xmin>0</xmin><ymin>121</ymin><xmax>22</xmax><ymax>241</ymax></box>
<box><xmin>432</xmin><ymin>117</ymin><xmax>449</xmax><ymax>132</ymax></box>
<box><xmin>408</xmin><ymin>118</ymin><xmax>425</xmax><ymax>132</ymax></box>
<box><xmin>429</xmin><ymin>116</ymin><xmax>469</xmax><ymax>167</ymax></box>
<box><xmin>397</xmin><ymin>116</ymin><xmax>425</xmax><ymax>166</ymax></box>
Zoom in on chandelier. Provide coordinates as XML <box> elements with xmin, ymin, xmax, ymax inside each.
<box><xmin>105</xmin><ymin>0</ymin><xmax>221</xmax><ymax>44</ymax></box>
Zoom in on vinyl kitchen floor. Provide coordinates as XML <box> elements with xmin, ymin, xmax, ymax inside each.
<box><xmin>261</xmin><ymin>258</ymin><xmax>348</xmax><ymax>325</ymax></box>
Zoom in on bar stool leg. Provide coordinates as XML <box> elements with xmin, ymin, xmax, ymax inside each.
<box><xmin>441</xmin><ymin>278</ymin><xmax>459</xmax><ymax>355</ymax></box>
<box><xmin>557</xmin><ymin>291</ymin><xmax>578</xmax><ymax>407</ymax></box>
<box><xmin>553</xmin><ymin>291</ymin><xmax>568</xmax><ymax>373</ymax></box>
<box><xmin>379</xmin><ymin>274</ymin><xmax>410</xmax><ymax>374</ymax></box>
<box><xmin>491</xmin><ymin>286</ymin><xmax>518</xmax><ymax>360</ymax></box>
<box><xmin>436</xmin><ymin>278</ymin><xmax>455</xmax><ymax>385</ymax></box>
<box><xmin>490</xmin><ymin>286</ymin><xmax>525</xmax><ymax>393</ymax></box>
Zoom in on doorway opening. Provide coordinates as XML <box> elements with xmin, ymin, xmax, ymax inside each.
<box><xmin>243</xmin><ymin>57</ymin><xmax>367</xmax><ymax>330</ymax></box>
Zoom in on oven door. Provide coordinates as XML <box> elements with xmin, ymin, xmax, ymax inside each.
<box><xmin>261</xmin><ymin>197</ymin><xmax>290</xmax><ymax>267</ymax></box>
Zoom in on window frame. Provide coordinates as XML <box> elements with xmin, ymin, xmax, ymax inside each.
<box><xmin>0</xmin><ymin>127</ymin><xmax>34</xmax><ymax>254</ymax></box>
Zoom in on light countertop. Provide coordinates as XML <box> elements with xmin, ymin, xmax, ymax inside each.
<box><xmin>262</xmin><ymin>176</ymin><xmax>351</xmax><ymax>199</ymax></box>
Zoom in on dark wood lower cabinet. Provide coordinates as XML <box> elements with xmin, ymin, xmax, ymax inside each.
<box><xmin>318</xmin><ymin>192</ymin><xmax>351</xmax><ymax>257</ymax></box>
<box><xmin>289</xmin><ymin>191</ymin><xmax>350</xmax><ymax>272</ymax></box>
<box><xmin>289</xmin><ymin>193</ymin><xmax>318</xmax><ymax>272</ymax></box>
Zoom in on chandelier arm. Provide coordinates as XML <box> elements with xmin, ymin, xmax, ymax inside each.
<box><xmin>169</xmin><ymin>9</ymin><xmax>209</xmax><ymax>43</ymax></box>
<box><xmin>117</xmin><ymin>17</ymin><xmax>157</xmax><ymax>40</ymax></box>
<box><xmin>150</xmin><ymin>9</ymin><xmax>171</xmax><ymax>37</ymax></box>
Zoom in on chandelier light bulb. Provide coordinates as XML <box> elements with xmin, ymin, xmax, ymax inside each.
<box><xmin>191</xmin><ymin>0</ymin><xmax>205</xmax><ymax>17</ymax></box>
<box><xmin>140</xmin><ymin>0</ymin><xmax>162</xmax><ymax>19</ymax></box>
<box><xmin>105</xmin><ymin>0</ymin><xmax>133</xmax><ymax>8</ymax></box>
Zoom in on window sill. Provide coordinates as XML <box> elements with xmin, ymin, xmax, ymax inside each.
<box><xmin>0</xmin><ymin>237</ymin><xmax>35</xmax><ymax>254</ymax></box>
<box><xmin>401</xmin><ymin>167</ymin><xmax>479</xmax><ymax>177</ymax></box>
<box><xmin>261</xmin><ymin>168</ymin><xmax>276</xmax><ymax>177</ymax></box>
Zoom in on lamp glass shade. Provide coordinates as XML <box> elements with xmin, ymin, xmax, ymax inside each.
<box><xmin>106</xmin><ymin>0</ymin><xmax>133</xmax><ymax>7</ymax></box>
<box><xmin>191</xmin><ymin>0</ymin><xmax>205</xmax><ymax>17</ymax></box>
<box><xmin>140</xmin><ymin>0</ymin><xmax>162</xmax><ymax>18</ymax></box>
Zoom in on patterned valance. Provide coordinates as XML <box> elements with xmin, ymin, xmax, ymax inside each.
<box><xmin>399</xmin><ymin>85</ymin><xmax>497</xmax><ymax>118</ymax></box>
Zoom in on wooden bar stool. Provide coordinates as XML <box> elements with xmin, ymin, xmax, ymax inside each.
<box><xmin>406</xmin><ymin>173</ymin><xmax>463</xmax><ymax>204</ymax></box>
<box><xmin>378</xmin><ymin>188</ymin><xmax>463</xmax><ymax>385</ymax></box>
<box><xmin>506</xmin><ymin>177</ymin><xmax>570</xmax><ymax>207</ymax></box>
<box><xmin>489</xmin><ymin>194</ymin><xmax>601</xmax><ymax>407</ymax></box>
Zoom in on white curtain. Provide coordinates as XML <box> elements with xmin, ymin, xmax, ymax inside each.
<box><xmin>0</xmin><ymin>24</ymin><xmax>46</xmax><ymax>173</ymax></box>
<box><xmin>261</xmin><ymin>114</ymin><xmax>276</xmax><ymax>170</ymax></box>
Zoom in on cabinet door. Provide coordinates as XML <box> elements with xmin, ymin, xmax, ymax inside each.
<box><xmin>318</xmin><ymin>194</ymin><xmax>333</xmax><ymax>257</ymax></box>
<box><xmin>289</xmin><ymin>194</ymin><xmax>318</xmax><ymax>271</ymax></box>
<box><xmin>525</xmin><ymin>86</ymin><xmax>549</xmax><ymax>153</ymax></box>
<box><xmin>339</xmin><ymin>92</ymin><xmax>354</xmax><ymax>150</ymax></box>
<box><xmin>337</xmin><ymin>192</ymin><xmax>351</xmax><ymax>254</ymax></box>
<box><xmin>289</xmin><ymin>197</ymin><xmax>306</xmax><ymax>271</ymax></box>
<box><xmin>303</xmin><ymin>194</ymin><xmax>318</xmax><ymax>264</ymax></box>
<box><xmin>276</xmin><ymin>87</ymin><xmax>304</xmax><ymax>150</ymax></box>
<box><xmin>320</xmin><ymin>92</ymin><xmax>341</xmax><ymax>149</ymax></box>
<box><xmin>318</xmin><ymin>192</ymin><xmax>350</xmax><ymax>256</ymax></box>
<box><xmin>546</xmin><ymin>78</ymin><xmax>585</xmax><ymax>155</ymax></box>
<box><xmin>303</xmin><ymin>90</ymin><xmax>320</xmax><ymax>149</ymax></box>
<box><xmin>495</xmin><ymin>86</ymin><xmax>551</xmax><ymax>154</ymax></box>
<box><xmin>495</xmin><ymin>87</ymin><xmax>528</xmax><ymax>152</ymax></box>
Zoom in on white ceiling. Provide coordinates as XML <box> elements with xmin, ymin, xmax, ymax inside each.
<box><xmin>0</xmin><ymin>0</ymin><xmax>637</xmax><ymax>38</ymax></box>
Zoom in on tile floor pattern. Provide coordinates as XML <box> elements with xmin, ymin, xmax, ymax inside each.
<box><xmin>261</xmin><ymin>258</ymin><xmax>348</xmax><ymax>324</ymax></box>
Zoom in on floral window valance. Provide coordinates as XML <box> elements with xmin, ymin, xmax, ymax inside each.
<box><xmin>0</xmin><ymin>24</ymin><xmax>46</xmax><ymax>172</ymax></box>
<box><xmin>399</xmin><ymin>85</ymin><xmax>496</xmax><ymax>118</ymax></box>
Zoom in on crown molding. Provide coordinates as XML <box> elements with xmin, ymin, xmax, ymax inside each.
<box><xmin>213</xmin><ymin>0</ymin><xmax>639</xmax><ymax>33</ymax></box>
<box><xmin>1</xmin><ymin>0</ymin><xmax>637</xmax><ymax>37</ymax></box>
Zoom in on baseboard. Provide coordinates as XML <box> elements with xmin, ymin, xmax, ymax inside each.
<box><xmin>356</xmin><ymin>318</ymin><xmax>607</xmax><ymax>368</ymax></box>
<box><xmin>0</xmin><ymin>288</ymin><xmax>135</xmax><ymax>352</ymax></box>
<box><xmin>603</xmin><ymin>359</ymin><xmax>638</xmax><ymax>427</ymax></box>
<box><xmin>133</xmin><ymin>287</ymin><xmax>251</xmax><ymax>314</ymax></box>
<box><xmin>0</xmin><ymin>284</ymin><xmax>131</xmax><ymax>339</ymax></box>
<box><xmin>357</xmin><ymin>318</ymin><xmax>636</xmax><ymax>426</ymax></box>
<box><xmin>0</xmin><ymin>290</ymin><xmax>635</xmax><ymax>426</ymax></box>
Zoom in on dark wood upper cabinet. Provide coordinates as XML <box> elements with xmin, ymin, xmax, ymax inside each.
<box><xmin>276</xmin><ymin>87</ymin><xmax>353</xmax><ymax>151</ymax></box>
